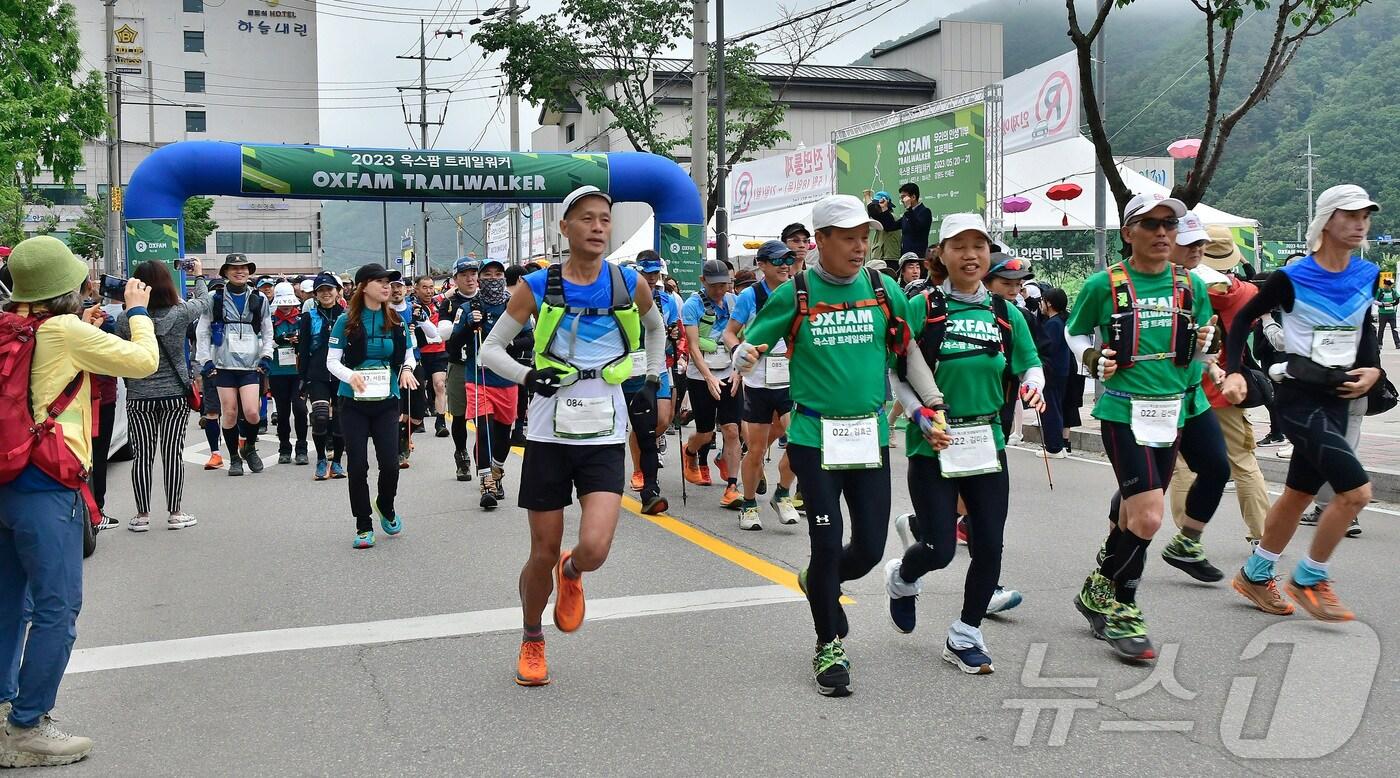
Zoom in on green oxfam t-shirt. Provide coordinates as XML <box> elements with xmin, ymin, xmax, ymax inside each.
<box><xmin>904</xmin><ymin>294</ymin><xmax>1041</xmax><ymax>459</ymax></box>
<box><xmin>1377</xmin><ymin>287</ymin><xmax>1398</xmax><ymax>315</ymax></box>
<box><xmin>743</xmin><ymin>269</ymin><xmax>909</xmax><ymax>449</ymax></box>
<box><xmin>1066</xmin><ymin>262</ymin><xmax>1212</xmax><ymax>426</ymax></box>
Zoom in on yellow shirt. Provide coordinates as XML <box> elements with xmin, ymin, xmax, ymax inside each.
<box><xmin>27</xmin><ymin>310</ymin><xmax>159</xmax><ymax>467</ymax></box>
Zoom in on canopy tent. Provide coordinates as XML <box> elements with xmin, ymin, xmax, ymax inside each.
<box><xmin>1002</xmin><ymin>135</ymin><xmax>1256</xmax><ymax>231</ymax></box>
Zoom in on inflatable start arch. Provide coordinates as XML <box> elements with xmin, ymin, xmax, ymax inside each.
<box><xmin>122</xmin><ymin>141</ymin><xmax>705</xmax><ymax>288</ymax></box>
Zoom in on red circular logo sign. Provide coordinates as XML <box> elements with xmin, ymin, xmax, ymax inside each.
<box><xmin>733</xmin><ymin>170</ymin><xmax>755</xmax><ymax>215</ymax></box>
<box><xmin>1035</xmin><ymin>70</ymin><xmax>1075</xmax><ymax>135</ymax></box>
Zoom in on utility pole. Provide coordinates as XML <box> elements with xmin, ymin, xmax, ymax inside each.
<box><xmin>714</xmin><ymin>0</ymin><xmax>728</xmax><ymax>269</ymax></box>
<box><xmin>397</xmin><ymin>19</ymin><xmax>452</xmax><ymax>276</ymax></box>
<box><xmin>103</xmin><ymin>0</ymin><xmax>120</xmax><ymax>275</ymax></box>
<box><xmin>1301</xmin><ymin>133</ymin><xmax>1319</xmax><ymax>224</ymax></box>
<box><xmin>1092</xmin><ymin>0</ymin><xmax>1108</xmax><ymax>271</ymax></box>
<box><xmin>690</xmin><ymin>0</ymin><xmax>709</xmax><ymax>220</ymax></box>
<box><xmin>507</xmin><ymin>0</ymin><xmax>521</xmax><ymax>265</ymax></box>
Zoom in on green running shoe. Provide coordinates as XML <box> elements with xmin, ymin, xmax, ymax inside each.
<box><xmin>813</xmin><ymin>639</ymin><xmax>851</xmax><ymax>697</ymax></box>
<box><xmin>1075</xmin><ymin>571</ymin><xmax>1114</xmax><ymax>639</ymax></box>
<box><xmin>1161</xmin><ymin>533</ymin><xmax>1224</xmax><ymax>583</ymax></box>
<box><xmin>1103</xmin><ymin>601</ymin><xmax>1156</xmax><ymax>661</ymax></box>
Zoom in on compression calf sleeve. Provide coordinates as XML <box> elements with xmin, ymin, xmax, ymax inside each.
<box><xmin>1109</xmin><ymin>529</ymin><xmax>1152</xmax><ymax>605</ymax></box>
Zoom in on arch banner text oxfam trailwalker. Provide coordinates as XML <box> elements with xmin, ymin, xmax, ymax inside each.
<box><xmin>121</xmin><ymin>141</ymin><xmax>705</xmax><ymax>288</ymax></box>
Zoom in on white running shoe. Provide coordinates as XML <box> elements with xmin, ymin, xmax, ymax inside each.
<box><xmin>1006</xmin><ymin>433</ymin><xmax>1024</xmax><ymax>445</ymax></box>
<box><xmin>739</xmin><ymin>505</ymin><xmax>762</xmax><ymax>531</ymax></box>
<box><xmin>127</xmin><ymin>516</ymin><xmax>150</xmax><ymax>533</ymax></box>
<box><xmin>1276</xmin><ymin>446</ymin><xmax>1293</xmax><ymax>459</ymax></box>
<box><xmin>985</xmin><ymin>586</ymin><xmax>1024</xmax><ymax>615</ymax></box>
<box><xmin>770</xmin><ymin>494</ymin><xmax>800</xmax><ymax>525</ymax></box>
<box><xmin>1224</xmin><ymin>480</ymin><xmax>1237</xmax><ymax>492</ymax></box>
<box><xmin>894</xmin><ymin>512</ymin><xmax>916</xmax><ymax>549</ymax></box>
<box><xmin>1045</xmin><ymin>448</ymin><xmax>1069</xmax><ymax>459</ymax></box>
<box><xmin>167</xmin><ymin>513</ymin><xmax>198</xmax><ymax>529</ymax></box>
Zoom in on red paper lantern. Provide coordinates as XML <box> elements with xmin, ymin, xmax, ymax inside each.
<box><xmin>1046</xmin><ymin>183</ymin><xmax>1083</xmax><ymax>201</ymax></box>
<box><xmin>1168</xmin><ymin>138</ymin><xmax>1202</xmax><ymax>159</ymax></box>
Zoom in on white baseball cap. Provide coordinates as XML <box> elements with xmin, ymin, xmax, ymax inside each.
<box><xmin>1177</xmin><ymin>210</ymin><xmax>1208</xmax><ymax>245</ymax></box>
<box><xmin>1123</xmin><ymin>192</ymin><xmax>1187</xmax><ymax>223</ymax></box>
<box><xmin>300</xmin><ymin>279</ymin><xmax>315</xmax><ymax>293</ymax></box>
<box><xmin>938</xmin><ymin>212</ymin><xmax>991</xmax><ymax>245</ymax></box>
<box><xmin>561</xmin><ymin>185</ymin><xmax>612</xmax><ymax>218</ymax></box>
<box><xmin>1307</xmin><ymin>184</ymin><xmax>1380</xmax><ymax>252</ymax></box>
<box><xmin>811</xmin><ymin>194</ymin><xmax>880</xmax><ymax>231</ymax></box>
<box><xmin>271</xmin><ymin>281</ymin><xmax>299</xmax><ymax>307</ymax></box>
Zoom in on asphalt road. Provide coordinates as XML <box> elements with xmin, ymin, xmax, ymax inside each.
<box><xmin>56</xmin><ymin>419</ymin><xmax>1400</xmax><ymax>776</ymax></box>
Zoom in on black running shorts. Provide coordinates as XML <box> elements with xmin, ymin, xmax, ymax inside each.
<box><xmin>1274</xmin><ymin>384</ymin><xmax>1369</xmax><ymax>495</ymax></box>
<box><xmin>518</xmin><ymin>441</ymin><xmax>625</xmax><ymax>511</ymax></box>
<box><xmin>742</xmin><ymin>385</ymin><xmax>791</xmax><ymax>425</ymax></box>
<box><xmin>1100</xmin><ymin>419</ymin><xmax>1179</xmax><ymax>499</ymax></box>
<box><xmin>688</xmin><ymin>377</ymin><xmax>741</xmax><ymax>434</ymax></box>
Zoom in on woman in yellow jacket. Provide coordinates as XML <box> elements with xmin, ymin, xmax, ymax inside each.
<box><xmin>0</xmin><ymin>237</ymin><xmax>158</xmax><ymax>768</ymax></box>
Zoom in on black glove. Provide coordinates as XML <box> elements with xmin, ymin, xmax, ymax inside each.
<box><xmin>525</xmin><ymin>367</ymin><xmax>565</xmax><ymax>397</ymax></box>
<box><xmin>629</xmin><ymin>377</ymin><xmax>659</xmax><ymax>416</ymax></box>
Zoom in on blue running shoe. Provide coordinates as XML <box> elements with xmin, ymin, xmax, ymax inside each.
<box><xmin>884</xmin><ymin>558</ymin><xmax>918</xmax><ymax>633</ymax></box>
<box><xmin>375</xmin><ymin>500</ymin><xmax>403</xmax><ymax>536</ymax></box>
<box><xmin>353</xmin><ymin>531</ymin><xmax>375</xmax><ymax>550</ymax></box>
<box><xmin>942</xmin><ymin>639</ymin><xmax>994</xmax><ymax>674</ymax></box>
<box><xmin>330</xmin><ymin>461</ymin><xmax>346</xmax><ymax>479</ymax></box>
<box><xmin>315</xmin><ymin>458</ymin><xmax>329</xmax><ymax>481</ymax></box>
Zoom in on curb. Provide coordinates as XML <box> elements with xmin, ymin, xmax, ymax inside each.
<box><xmin>1020</xmin><ymin>425</ymin><xmax>1400</xmax><ymax>503</ymax></box>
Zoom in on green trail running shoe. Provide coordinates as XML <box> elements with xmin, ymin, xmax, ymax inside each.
<box><xmin>813</xmin><ymin>639</ymin><xmax>851</xmax><ymax>697</ymax></box>
<box><xmin>1161</xmin><ymin>533</ymin><xmax>1224</xmax><ymax>583</ymax></box>
<box><xmin>1104</xmin><ymin>601</ymin><xmax>1157</xmax><ymax>661</ymax></box>
<box><xmin>1075</xmin><ymin>571</ymin><xmax>1114</xmax><ymax>639</ymax></box>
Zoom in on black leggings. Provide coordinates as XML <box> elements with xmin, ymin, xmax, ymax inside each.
<box><xmin>474</xmin><ymin>415</ymin><xmax>512</xmax><ymax>473</ymax></box>
<box><xmin>1379</xmin><ymin>314</ymin><xmax>1399</xmax><ymax>347</ymax></box>
<box><xmin>1175</xmin><ymin>408</ymin><xmax>1229</xmax><ymax>523</ymax></box>
<box><xmin>268</xmin><ymin>374</ymin><xmax>308</xmax><ymax>452</ymax></box>
<box><xmin>899</xmin><ymin>453</ymin><xmax>1009</xmax><ymax>628</ymax></box>
<box><xmin>338</xmin><ymin>396</ymin><xmax>400</xmax><ymax>532</ymax></box>
<box><xmin>1275</xmin><ymin>384</ymin><xmax>1368</xmax><ymax>495</ymax></box>
<box><xmin>307</xmin><ymin>380</ymin><xmax>343</xmax><ymax>461</ymax></box>
<box><xmin>625</xmin><ymin>389</ymin><xmax>659</xmax><ymax>497</ymax></box>
<box><xmin>787</xmin><ymin>444</ymin><xmax>890</xmax><ymax>644</ymax></box>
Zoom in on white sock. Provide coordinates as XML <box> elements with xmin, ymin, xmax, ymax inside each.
<box><xmin>1253</xmin><ymin>545</ymin><xmax>1281</xmax><ymax>562</ymax></box>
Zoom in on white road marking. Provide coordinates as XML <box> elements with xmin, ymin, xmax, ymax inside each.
<box><xmin>1005</xmin><ymin>445</ymin><xmax>1400</xmax><ymax>517</ymax></box>
<box><xmin>67</xmin><ymin>585</ymin><xmax>802</xmax><ymax>675</ymax></box>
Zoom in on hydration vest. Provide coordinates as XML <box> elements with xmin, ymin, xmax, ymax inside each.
<box><xmin>1106</xmin><ymin>262</ymin><xmax>1197</xmax><ymax>369</ymax></box>
<box><xmin>917</xmin><ymin>288</ymin><xmax>1017</xmax><ymax>401</ymax></box>
<box><xmin>533</xmin><ymin>262</ymin><xmax>641</xmax><ymax>385</ymax></box>
<box><xmin>697</xmin><ymin>291</ymin><xmax>728</xmax><ymax>353</ymax></box>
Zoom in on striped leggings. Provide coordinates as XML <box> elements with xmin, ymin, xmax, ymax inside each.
<box><xmin>127</xmin><ymin>397</ymin><xmax>191</xmax><ymax>514</ymax></box>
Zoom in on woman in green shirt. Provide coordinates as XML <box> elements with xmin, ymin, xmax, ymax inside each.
<box><xmin>886</xmin><ymin>213</ymin><xmax>1045</xmax><ymax>675</ymax></box>
<box><xmin>326</xmin><ymin>264</ymin><xmax>420</xmax><ymax>549</ymax></box>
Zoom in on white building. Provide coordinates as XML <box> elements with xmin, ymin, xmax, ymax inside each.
<box><xmin>530</xmin><ymin>19</ymin><xmax>1002</xmax><ymax>254</ymax></box>
<box><xmin>26</xmin><ymin>0</ymin><xmax>322</xmax><ymax>275</ymax></box>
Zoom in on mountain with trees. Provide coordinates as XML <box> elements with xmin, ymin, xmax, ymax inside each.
<box><xmin>860</xmin><ymin>0</ymin><xmax>1394</xmax><ymax>240</ymax></box>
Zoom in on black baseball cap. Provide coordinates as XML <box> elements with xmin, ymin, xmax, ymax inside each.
<box><xmin>354</xmin><ymin>263</ymin><xmax>402</xmax><ymax>286</ymax></box>
<box><xmin>781</xmin><ymin>223</ymin><xmax>810</xmax><ymax>242</ymax></box>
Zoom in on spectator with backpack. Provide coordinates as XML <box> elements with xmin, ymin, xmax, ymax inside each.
<box><xmin>0</xmin><ymin>236</ymin><xmax>159</xmax><ymax>767</ymax></box>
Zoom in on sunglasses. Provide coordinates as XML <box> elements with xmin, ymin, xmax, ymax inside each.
<box><xmin>1129</xmin><ymin>217</ymin><xmax>1180</xmax><ymax>232</ymax></box>
<box><xmin>990</xmin><ymin>258</ymin><xmax>1028</xmax><ymax>274</ymax></box>
<box><xmin>762</xmin><ymin>256</ymin><xmax>797</xmax><ymax>266</ymax></box>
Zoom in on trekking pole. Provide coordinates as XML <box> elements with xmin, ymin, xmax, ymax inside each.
<box><xmin>1031</xmin><ymin>406</ymin><xmax>1055</xmax><ymax>490</ymax></box>
<box><xmin>675</xmin><ymin>369</ymin><xmax>687</xmax><ymax>506</ymax></box>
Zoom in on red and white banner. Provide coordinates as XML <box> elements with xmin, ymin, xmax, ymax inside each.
<box><xmin>999</xmin><ymin>51</ymin><xmax>1080</xmax><ymax>154</ymax></box>
<box><xmin>728</xmin><ymin>144</ymin><xmax>835</xmax><ymax>219</ymax></box>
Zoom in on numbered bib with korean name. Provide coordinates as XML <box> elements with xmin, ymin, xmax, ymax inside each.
<box><xmin>704</xmin><ymin>345</ymin><xmax>731</xmax><ymax>371</ymax></box>
<box><xmin>354</xmin><ymin>367</ymin><xmax>391</xmax><ymax>400</ymax></box>
<box><xmin>940</xmin><ymin>424</ymin><xmax>1000</xmax><ymax>477</ymax></box>
<box><xmin>765</xmin><ymin>355</ymin><xmax>790</xmax><ymax>387</ymax></box>
<box><xmin>628</xmin><ymin>350</ymin><xmax>647</xmax><ymax>380</ymax></box>
<box><xmin>1311</xmin><ymin>326</ymin><xmax>1358</xmax><ymax>368</ymax></box>
<box><xmin>1130</xmin><ymin>396</ymin><xmax>1181</xmax><ymax>448</ymax></box>
<box><xmin>228</xmin><ymin>331</ymin><xmax>257</xmax><ymax>357</ymax></box>
<box><xmin>821</xmin><ymin>415</ymin><xmax>881</xmax><ymax>470</ymax></box>
<box><xmin>555</xmin><ymin>395</ymin><xmax>616</xmax><ymax>439</ymax></box>
<box><xmin>277</xmin><ymin>347</ymin><xmax>297</xmax><ymax>367</ymax></box>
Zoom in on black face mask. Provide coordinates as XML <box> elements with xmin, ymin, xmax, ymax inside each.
<box><xmin>479</xmin><ymin>277</ymin><xmax>508</xmax><ymax>306</ymax></box>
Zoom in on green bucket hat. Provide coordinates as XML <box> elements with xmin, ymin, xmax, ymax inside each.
<box><xmin>6</xmin><ymin>236</ymin><xmax>90</xmax><ymax>303</ymax></box>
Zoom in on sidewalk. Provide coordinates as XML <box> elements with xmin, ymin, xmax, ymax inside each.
<box><xmin>1020</xmin><ymin>348</ymin><xmax>1400</xmax><ymax>502</ymax></box>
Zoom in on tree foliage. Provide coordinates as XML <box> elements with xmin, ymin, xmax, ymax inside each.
<box><xmin>182</xmin><ymin>197</ymin><xmax>219</xmax><ymax>253</ymax></box>
<box><xmin>1068</xmin><ymin>0</ymin><xmax>1369</xmax><ymax>213</ymax></box>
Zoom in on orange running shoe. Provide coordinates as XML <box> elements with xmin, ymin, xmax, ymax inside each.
<box><xmin>717</xmin><ymin>454</ymin><xmax>730</xmax><ymax>482</ymax></box>
<box><xmin>515</xmin><ymin>640</ymin><xmax>551</xmax><ymax>686</ymax></box>
<box><xmin>682</xmin><ymin>449</ymin><xmax>709</xmax><ymax>486</ymax></box>
<box><xmin>553</xmin><ymin>551</ymin><xmax>586</xmax><ymax>633</ymax></box>
<box><xmin>630</xmin><ymin>470</ymin><xmax>644</xmax><ymax>492</ymax></box>
<box><xmin>1286</xmin><ymin>579</ymin><xmax>1355</xmax><ymax>622</ymax></box>
<box><xmin>204</xmin><ymin>452</ymin><xmax>223</xmax><ymax>470</ymax></box>
<box><xmin>720</xmin><ymin>483</ymin><xmax>742</xmax><ymax>510</ymax></box>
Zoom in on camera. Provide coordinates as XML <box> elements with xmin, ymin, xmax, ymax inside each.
<box><xmin>99</xmin><ymin>273</ymin><xmax>126</xmax><ymax>301</ymax></box>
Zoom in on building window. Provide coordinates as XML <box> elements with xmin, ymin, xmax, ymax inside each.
<box><xmin>183</xmin><ymin>0</ymin><xmax>203</xmax><ymax>12</ymax></box>
<box><xmin>565</xmin><ymin>123</ymin><xmax>576</xmax><ymax>143</ymax></box>
<box><xmin>185</xmin><ymin>110</ymin><xmax>206</xmax><ymax>133</ymax></box>
<box><xmin>216</xmin><ymin>232</ymin><xmax>314</xmax><ymax>255</ymax></box>
<box><xmin>25</xmin><ymin>184</ymin><xmax>87</xmax><ymax>206</ymax></box>
<box><xmin>183</xmin><ymin>30</ymin><xmax>204</xmax><ymax>52</ymax></box>
<box><xmin>184</xmin><ymin>71</ymin><xmax>205</xmax><ymax>93</ymax></box>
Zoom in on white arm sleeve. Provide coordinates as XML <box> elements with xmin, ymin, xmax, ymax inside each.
<box><xmin>1263</xmin><ymin>319</ymin><xmax>1284</xmax><ymax>351</ymax></box>
<box><xmin>480</xmin><ymin>311</ymin><xmax>531</xmax><ymax>385</ymax></box>
<box><xmin>417</xmin><ymin>318</ymin><xmax>441</xmax><ymax>343</ymax></box>
<box><xmin>1019</xmin><ymin>365</ymin><xmax>1045</xmax><ymax>392</ymax></box>
<box><xmin>1067</xmin><ymin>331</ymin><xmax>1095</xmax><ymax>364</ymax></box>
<box><xmin>642</xmin><ymin>303</ymin><xmax>666</xmax><ymax>376</ymax></box>
<box><xmin>325</xmin><ymin>346</ymin><xmax>356</xmax><ymax>384</ymax></box>
<box><xmin>195</xmin><ymin>310</ymin><xmax>211</xmax><ymax>364</ymax></box>
<box><xmin>904</xmin><ymin>342</ymin><xmax>945</xmax><ymax>406</ymax></box>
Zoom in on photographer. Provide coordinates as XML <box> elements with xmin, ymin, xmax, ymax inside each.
<box><xmin>116</xmin><ymin>258</ymin><xmax>214</xmax><ymax>531</ymax></box>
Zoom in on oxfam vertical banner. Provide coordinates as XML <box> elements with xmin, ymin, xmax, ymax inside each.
<box><xmin>124</xmin><ymin>218</ymin><xmax>181</xmax><ymax>274</ymax></box>
<box><xmin>660</xmin><ymin>223</ymin><xmax>704</xmax><ymax>297</ymax></box>
<box><xmin>835</xmin><ymin>104</ymin><xmax>986</xmax><ymax>233</ymax></box>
